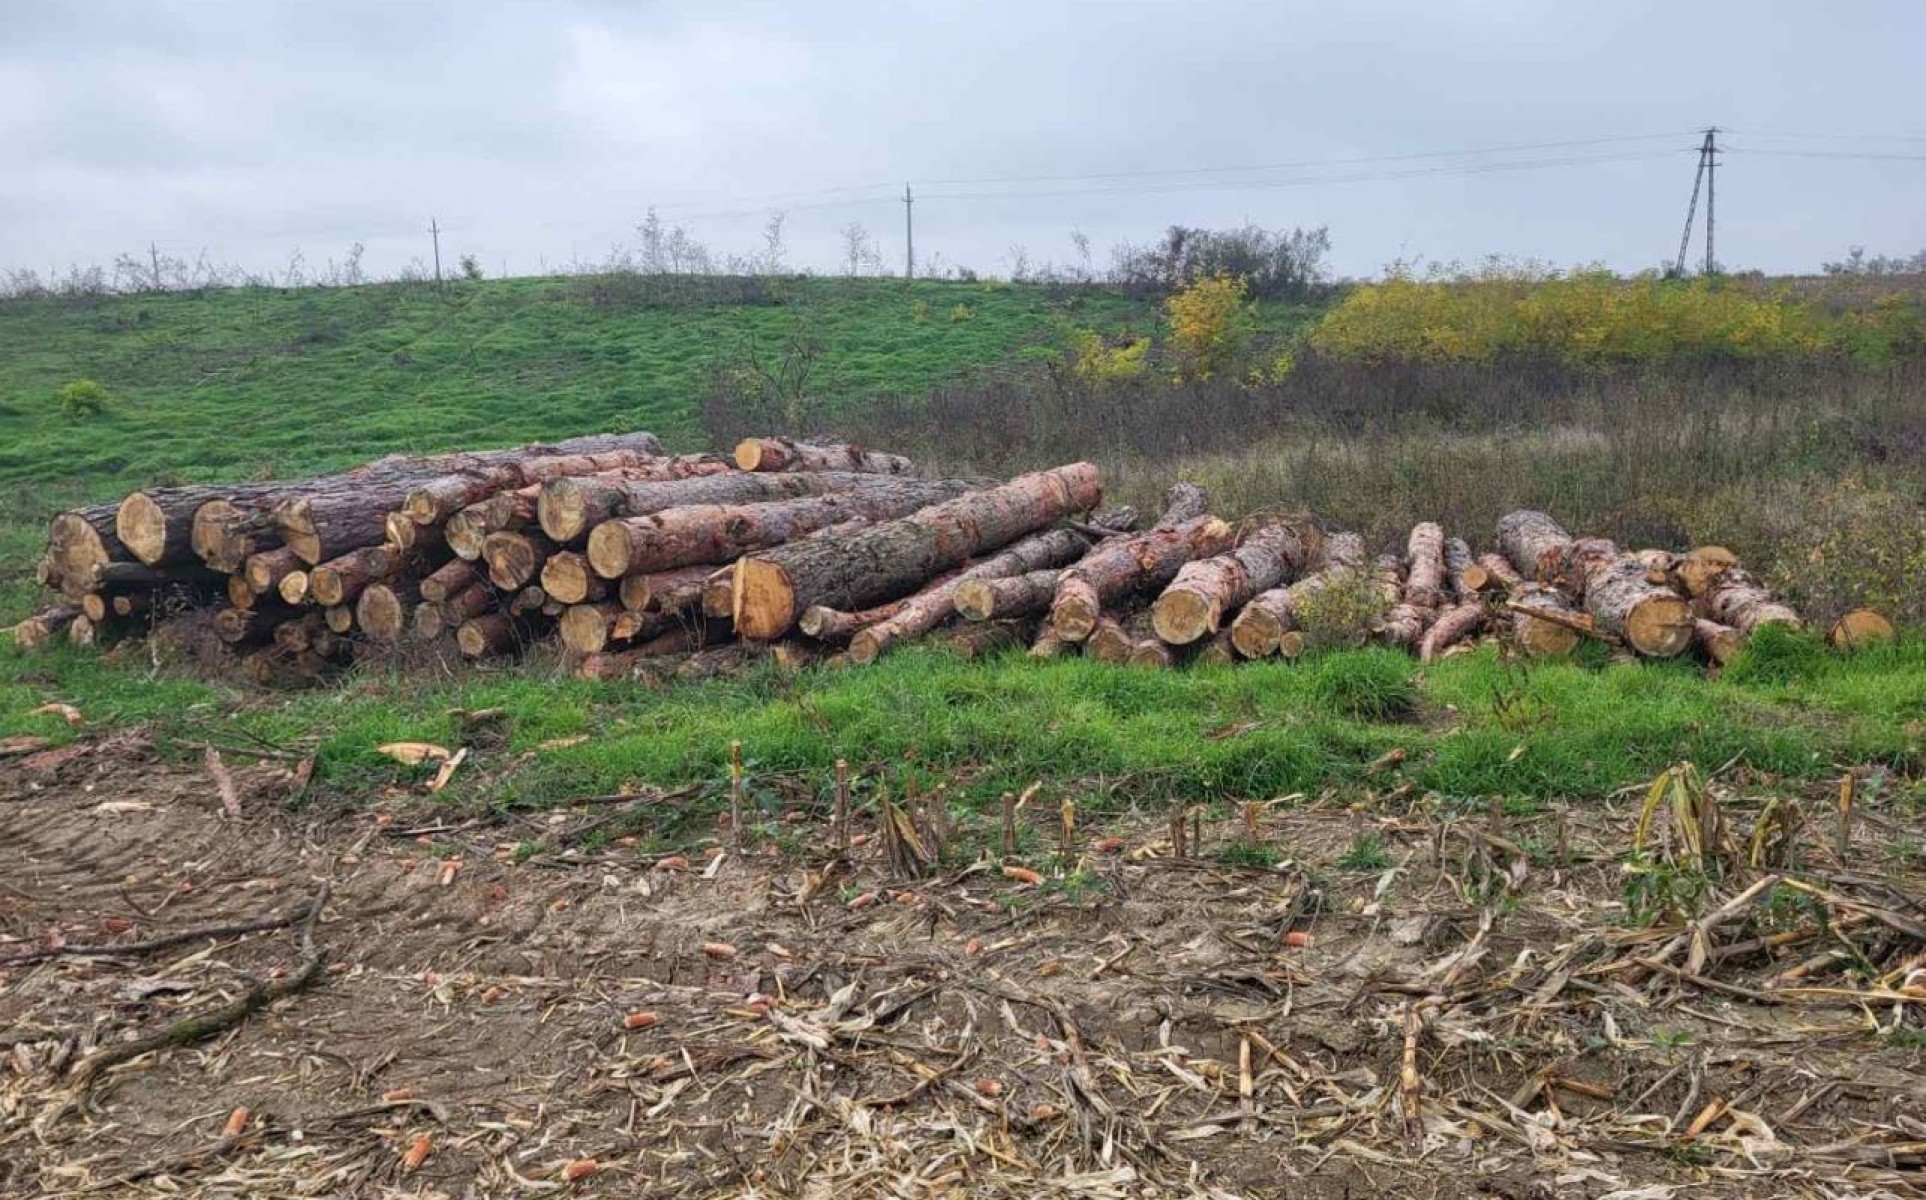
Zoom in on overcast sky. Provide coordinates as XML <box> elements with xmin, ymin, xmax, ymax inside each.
<box><xmin>2</xmin><ymin>1</ymin><xmax>1921</xmax><ymax>282</ymax></box>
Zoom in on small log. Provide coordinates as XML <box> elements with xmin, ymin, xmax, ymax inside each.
<box><xmin>1402</xmin><ymin>522</ymin><xmax>1447</xmax><ymax>609</ymax></box>
<box><xmin>1476</xmin><ymin>552</ymin><xmax>1523</xmax><ymax>592</ymax></box>
<box><xmin>848</xmin><ymin>527</ymin><xmax>1097</xmax><ymax>664</ymax></box>
<box><xmin>120</xmin><ymin>483</ymin><xmax>281</xmax><ymax>567</ymax></box>
<box><xmin>439</xmin><ymin>583</ymin><xmax>496</xmax><ymax>624</ymax></box>
<box><xmin>733</xmin><ymin>463</ymin><xmax>1104</xmax><ymax>640</ymax></box>
<box><xmin>356</xmin><ymin>579</ymin><xmax>423</xmax><ymax>643</ymax></box>
<box><xmin>1444</xmin><ymin>537</ymin><xmax>1488</xmax><ymax>598</ymax></box>
<box><xmin>80</xmin><ymin>592</ymin><xmax>114</xmax><ymax>623</ymax></box>
<box><xmin>1087</xmin><ymin>612</ymin><xmax>1154</xmax><ymax>664</ymax></box>
<box><xmin>274</xmin><ymin>612</ymin><xmax>329</xmax><ymax>653</ymax></box>
<box><xmin>483</xmin><ymin>531</ymin><xmax>553</xmax><ymax>591</ymax></box>
<box><xmin>800</xmin><ymin>596</ymin><xmax>914</xmax><ymax>643</ymax></box>
<box><xmin>1228</xmin><ymin>532</ymin><xmax>1367</xmax><ymax>658</ymax></box>
<box><xmin>954</xmin><ymin>568</ymin><xmax>1062</xmax><ymax>622</ymax></box>
<box><xmin>1507</xmin><ymin>585</ymin><xmax>1585</xmax><ymax>656</ymax></box>
<box><xmin>1049</xmin><ymin>516</ymin><xmax>1233</xmax><ymax>642</ymax></box>
<box><xmin>1150</xmin><ymin>519</ymin><xmax>1315</xmax><ymax>645</ymax></box>
<box><xmin>191</xmin><ymin>497</ymin><xmax>280</xmax><ymax>574</ymax></box>
<box><xmin>1828</xmin><ymin>608</ymin><xmax>1895</xmax><ymax>649</ymax></box>
<box><xmin>412</xmin><ymin>603</ymin><xmax>445</xmax><ymax>642</ymax></box>
<box><xmin>401</xmin><ymin>445</ymin><xmax>674</xmax><ymax>525</ymax></box>
<box><xmin>1419</xmin><ymin>599</ymin><xmax>1487</xmax><ymax>662</ymax></box>
<box><xmin>510</xmin><ymin>585</ymin><xmax>549</xmax><ymax>617</ymax></box>
<box><xmin>1375</xmin><ymin>550</ymin><xmax>1434</xmax><ymax>650</ymax></box>
<box><xmin>445</xmin><ymin>486</ymin><xmax>541</xmax><ymax>560</ymax></box>
<box><xmin>110</xmin><ymin>592</ymin><xmax>153</xmax><ymax>618</ymax></box>
<box><xmin>242</xmin><ymin>547</ymin><xmax>306</xmax><ymax>596</ymax></box>
<box><xmin>1496</xmin><ymin>510</ymin><xmax>1574</xmax><ymax>586</ymax></box>
<box><xmin>67</xmin><ymin>613</ymin><xmax>100</xmax><ymax>647</ymax></box>
<box><xmin>420</xmin><ymin>558</ymin><xmax>481</xmax><ymax>603</ymax></box>
<box><xmin>457</xmin><ymin>613</ymin><xmax>524</xmax><ymax>658</ymax></box>
<box><xmin>322</xmin><ymin>604</ymin><xmax>355</xmax><ymax>634</ymax></box>
<box><xmin>733</xmin><ymin>438</ymin><xmax>913</xmax><ymax>475</ymax></box>
<box><xmin>12</xmin><ymin>606</ymin><xmax>82</xmax><ymax>651</ymax></box>
<box><xmin>1699</xmin><ymin>566</ymin><xmax>1801</xmax><ymax>636</ymax></box>
<box><xmin>225</xmin><ymin>575</ymin><xmax>257</xmax><ymax>610</ymax></box>
<box><xmin>1194</xmin><ymin>629</ymin><xmax>1237</xmax><ymax>667</ymax></box>
<box><xmin>1677</xmin><ymin>546</ymin><xmax>1739</xmax><ymax>599</ymax></box>
<box><xmin>277</xmin><ymin>569</ymin><xmax>311</xmax><ymax>606</ymax></box>
<box><xmin>619</xmin><ymin>565</ymin><xmax>715</xmax><ymax>613</ymax></box>
<box><xmin>1693</xmin><ymin>618</ymin><xmax>1745</xmax><ymax>666</ymax></box>
<box><xmin>214</xmin><ymin>606</ymin><xmax>291</xmax><ymax>645</ymax></box>
<box><xmin>1030</xmin><ymin>627</ymin><xmax>1073</xmax><ymax>659</ymax></box>
<box><xmin>701</xmin><ymin>571</ymin><xmax>735</xmax><ymax>619</ymax></box>
<box><xmin>946</xmin><ymin>619</ymin><xmax>1031</xmax><ymax>661</ymax></box>
<box><xmin>540</xmin><ymin>551</ymin><xmax>608</xmax><ymax>605</ymax></box>
<box><xmin>308</xmin><ymin>545</ymin><xmax>401</xmax><ymax>607</ymax></box>
<box><xmin>559</xmin><ymin>602</ymin><xmax>627</xmax><ymax>655</ymax></box>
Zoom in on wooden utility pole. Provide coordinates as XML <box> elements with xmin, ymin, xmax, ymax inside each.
<box><xmin>430</xmin><ymin>217</ymin><xmax>443</xmax><ymax>286</ymax></box>
<box><xmin>903</xmin><ymin>184</ymin><xmax>915</xmax><ymax>281</ymax></box>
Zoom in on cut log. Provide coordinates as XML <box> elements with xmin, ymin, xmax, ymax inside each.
<box><xmin>1677</xmin><ymin>546</ymin><xmax>1739</xmax><ymax>598</ymax></box>
<box><xmin>734</xmin><ymin>438</ymin><xmax>913</xmax><ymax>475</ymax></box>
<box><xmin>439</xmin><ymin>583</ymin><xmax>496</xmax><ymax>624</ymax></box>
<box><xmin>1375</xmin><ymin>552</ymin><xmax>1434</xmax><ymax>650</ymax></box>
<box><xmin>800</xmin><ymin>596</ymin><xmax>915</xmax><ymax>643</ymax></box>
<box><xmin>401</xmin><ymin>443</ymin><xmax>676</xmax><ymax>525</ymax></box>
<box><xmin>537</xmin><ymin>464</ymin><xmax>869</xmax><ymax>543</ymax></box>
<box><xmin>1029</xmin><ymin>628</ymin><xmax>1073</xmax><ymax>659</ymax></box>
<box><xmin>1152</xmin><ymin>482</ymin><xmax>1211</xmax><ymax>528</ymax></box>
<box><xmin>559</xmin><ymin>602</ymin><xmax>627</xmax><ymax>655</ymax></box>
<box><xmin>1508</xmin><ymin>584</ymin><xmax>1584</xmax><ymax>656</ymax></box>
<box><xmin>356</xmin><ymin>579</ymin><xmax>423</xmax><ymax>643</ymax></box>
<box><xmin>587</xmin><ymin>478</ymin><xmax>978</xmax><ymax>579</ymax></box>
<box><xmin>110</xmin><ymin>592</ymin><xmax>153</xmax><ymax>618</ymax></box>
<box><xmin>47</xmin><ymin>504</ymin><xmax>129</xmax><ymax>596</ymax></box>
<box><xmin>1476</xmin><ymin>552</ymin><xmax>1523</xmax><ymax>592</ymax></box>
<box><xmin>847</xmin><ymin>527</ymin><xmax>1098</xmax><ymax>664</ymax></box>
<box><xmin>446</xmin><ymin>487</ymin><xmax>541</xmax><ymax>560</ymax></box>
<box><xmin>732</xmin><ymin>463</ymin><xmax>1103</xmax><ymax>640</ymax></box>
<box><xmin>67</xmin><ymin>614</ymin><xmax>99</xmax><ymax>647</ymax></box>
<box><xmin>702</xmin><ymin>571</ymin><xmax>735</xmax><ymax>619</ymax></box>
<box><xmin>1419</xmin><ymin>600</ymin><xmax>1487</xmax><ymax>662</ymax></box>
<box><xmin>768</xmin><ymin>642</ymin><xmax>817</xmax><ymax>672</ymax></box>
<box><xmin>483</xmin><ymin>531</ymin><xmax>553</xmax><ymax>591</ymax></box>
<box><xmin>1566</xmin><ymin>538</ymin><xmax>1694</xmax><ymax>656</ymax></box>
<box><xmin>619</xmin><ymin>565</ymin><xmax>716</xmax><ymax>614</ymax></box>
<box><xmin>1150</xmin><ymin>520</ymin><xmax>1316</xmax><ymax>645</ymax></box>
<box><xmin>274</xmin><ymin>611</ymin><xmax>329</xmax><ymax>653</ymax></box>
<box><xmin>420</xmin><ymin>559</ymin><xmax>481</xmax><ymax>604</ymax></box>
<box><xmin>1194</xmin><ymin>629</ymin><xmax>1238</xmax><ymax>667</ymax></box>
<box><xmin>78</xmin><ymin>592</ymin><xmax>110</xmax><ymax>624</ymax></box>
<box><xmin>277</xmin><ymin>569</ymin><xmax>311</xmax><ymax>606</ymax></box>
<box><xmin>540</xmin><ymin>551</ymin><xmax>609</xmax><ymax>605</ymax></box>
<box><xmin>510</xmin><ymin>585</ymin><xmax>550</xmax><ymax>617</ymax></box>
<box><xmin>1828</xmin><ymin>608</ymin><xmax>1896</xmax><ymax>650</ymax></box>
<box><xmin>1443</xmin><ymin>538</ymin><xmax>1488</xmax><ymax>598</ymax></box>
<box><xmin>611</xmin><ymin>607</ymin><xmax>677</xmax><ymax>644</ymax></box>
<box><xmin>191</xmin><ymin>497</ymin><xmax>280</xmax><ymax>573</ymax></box>
<box><xmin>1699</xmin><ymin>567</ymin><xmax>1801</xmax><ymax>636</ymax></box>
<box><xmin>1048</xmin><ymin>516</ymin><xmax>1233</xmax><ymax>643</ymax></box>
<box><xmin>1693</xmin><ymin>618</ymin><xmax>1745</xmax><ymax>667</ymax></box>
<box><xmin>457</xmin><ymin>613</ymin><xmax>526</xmax><ymax>659</ymax></box>
<box><xmin>119</xmin><ymin>483</ymin><xmax>284</xmax><ymax>567</ymax></box>
<box><xmin>225</xmin><ymin>576</ymin><xmax>257</xmax><ymax>611</ymax></box>
<box><xmin>243</xmin><ymin>547</ymin><xmax>306</xmax><ymax>596</ymax></box>
<box><xmin>10</xmin><ymin>606</ymin><xmax>82</xmax><ymax>652</ymax></box>
<box><xmin>412</xmin><ymin>602</ymin><xmax>446</xmax><ymax>642</ymax></box>
<box><xmin>324</xmin><ymin>605</ymin><xmax>356</xmax><ymax>635</ymax></box>
<box><xmin>1228</xmin><ymin>531</ymin><xmax>1367</xmax><ymax>659</ymax></box>
<box><xmin>1403</xmin><ymin>522</ymin><xmax>1447</xmax><ymax>609</ymax></box>
<box><xmin>954</xmin><ymin>569</ymin><xmax>1063</xmax><ymax>622</ymax></box>
<box><xmin>1496</xmin><ymin>510</ymin><xmax>1574</xmax><ymax>586</ymax></box>
<box><xmin>1087</xmin><ymin>612</ymin><xmax>1153</xmax><ymax>664</ymax></box>
<box><xmin>214</xmin><ymin>605</ymin><xmax>293</xmax><ymax>645</ymax></box>
<box><xmin>308</xmin><ymin>545</ymin><xmax>401</xmax><ymax>608</ymax></box>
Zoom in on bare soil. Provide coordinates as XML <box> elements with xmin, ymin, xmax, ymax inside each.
<box><xmin>3</xmin><ymin>736</ymin><xmax>1924</xmax><ymax>1198</ymax></box>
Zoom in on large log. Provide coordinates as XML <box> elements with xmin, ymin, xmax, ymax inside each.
<box><xmin>1228</xmin><ymin>532</ymin><xmax>1368</xmax><ymax>658</ymax></box>
<box><xmin>446</xmin><ymin>486</ymin><xmax>541</xmax><ymax>560</ymax></box>
<box><xmin>1475</xmin><ymin>552</ymin><xmax>1523</xmax><ymax>592</ymax></box>
<box><xmin>730</xmin><ymin>464</ymin><xmax>1104</xmax><ymax>640</ymax></box>
<box><xmin>1150</xmin><ymin>520</ymin><xmax>1316</xmax><ymax>645</ymax></box>
<box><xmin>1698</xmin><ymin>566</ymin><xmax>1801</xmax><ymax>635</ymax></box>
<box><xmin>954</xmin><ymin>568</ymin><xmax>1063</xmax><ymax>622</ymax></box>
<box><xmin>846</xmin><ymin>527</ymin><xmax>1097</xmax><ymax>664</ymax></box>
<box><xmin>308</xmin><ymin>545</ymin><xmax>402</xmax><ymax>608</ymax></box>
<box><xmin>734</xmin><ymin>438</ymin><xmax>914</xmax><ymax>475</ymax></box>
<box><xmin>537</xmin><ymin>461</ymin><xmax>861</xmax><ymax>544</ymax></box>
<box><xmin>47</xmin><ymin>504</ymin><xmax>130</xmax><ymax>596</ymax></box>
<box><xmin>586</xmin><ymin>478</ymin><xmax>978</xmax><ymax>579</ymax></box>
<box><xmin>191</xmin><ymin>497</ymin><xmax>281</xmax><ymax>573</ymax></box>
<box><xmin>118</xmin><ymin>482</ymin><xmax>286</xmax><ymax>567</ymax></box>
<box><xmin>1567</xmin><ymin>537</ymin><xmax>1694</xmax><ymax>656</ymax></box>
<box><xmin>1496</xmin><ymin>510</ymin><xmax>1574</xmax><ymax>586</ymax></box>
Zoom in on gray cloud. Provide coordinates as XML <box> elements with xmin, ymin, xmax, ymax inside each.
<box><xmin>2</xmin><ymin>0</ymin><xmax>1920</xmax><ymax>280</ymax></box>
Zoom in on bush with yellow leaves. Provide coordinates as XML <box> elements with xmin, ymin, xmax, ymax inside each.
<box><xmin>1165</xmin><ymin>273</ymin><xmax>1255</xmax><ymax>381</ymax></box>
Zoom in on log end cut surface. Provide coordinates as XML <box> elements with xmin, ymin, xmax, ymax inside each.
<box><xmin>731</xmin><ymin>559</ymin><xmax>795</xmax><ymax>641</ymax></box>
<box><xmin>1829</xmin><ymin>608</ymin><xmax>1896</xmax><ymax>649</ymax></box>
<box><xmin>1149</xmin><ymin>590</ymin><xmax>1214</xmax><ymax>646</ymax></box>
<box><xmin>115</xmin><ymin>493</ymin><xmax>168</xmax><ymax>565</ymax></box>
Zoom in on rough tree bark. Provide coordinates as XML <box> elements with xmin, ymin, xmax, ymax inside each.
<box><xmin>538</xmin><ymin>466</ymin><xmax>874</xmax><ymax>543</ymax></box>
<box><xmin>118</xmin><ymin>483</ymin><xmax>283</xmax><ymax>567</ymax></box>
<box><xmin>954</xmin><ymin>568</ymin><xmax>1063</xmax><ymax>622</ymax></box>
<box><xmin>733</xmin><ymin>438</ymin><xmax>914</xmax><ymax>475</ymax></box>
<box><xmin>1402</xmin><ymin>522</ymin><xmax>1447</xmax><ymax>609</ymax></box>
<box><xmin>1698</xmin><ymin>566</ymin><xmax>1801</xmax><ymax>635</ymax></box>
<box><xmin>1476</xmin><ymin>552</ymin><xmax>1523</xmax><ymax>592</ymax></box>
<box><xmin>1375</xmin><ymin>554</ymin><xmax>1434</xmax><ymax>650</ymax></box>
<box><xmin>731</xmin><ymin>463</ymin><xmax>1103</xmax><ymax>640</ymax></box>
<box><xmin>1496</xmin><ymin>510</ymin><xmax>1575</xmax><ymax>586</ymax></box>
<box><xmin>401</xmin><ymin>443</ymin><xmax>680</xmax><ymax>525</ymax></box>
<box><xmin>1150</xmin><ymin>520</ymin><xmax>1316</xmax><ymax>645</ymax></box>
<box><xmin>1567</xmin><ymin>537</ymin><xmax>1695</xmax><ymax>656</ymax></box>
<box><xmin>1443</xmin><ymin>537</ymin><xmax>1489</xmax><ymax>598</ymax></box>
<box><xmin>587</xmin><ymin>478</ymin><xmax>978</xmax><ymax>579</ymax></box>
<box><xmin>1419</xmin><ymin>600</ymin><xmax>1487</xmax><ymax>662</ymax></box>
<box><xmin>845</xmin><ymin>527</ymin><xmax>1096</xmax><ymax>664</ymax></box>
<box><xmin>1227</xmin><ymin>531</ymin><xmax>1367</xmax><ymax>659</ymax></box>
<box><xmin>1048</xmin><ymin>516</ymin><xmax>1233</xmax><ymax>643</ymax></box>
<box><xmin>618</xmin><ymin>565</ymin><xmax>716</xmax><ymax>613</ymax></box>
<box><xmin>1677</xmin><ymin>546</ymin><xmax>1739</xmax><ymax>598</ymax></box>
<box><xmin>1508</xmin><ymin>584</ymin><xmax>1584</xmax><ymax>656</ymax></box>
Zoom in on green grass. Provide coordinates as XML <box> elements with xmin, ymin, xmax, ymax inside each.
<box><xmin>4</xmin><ymin>636</ymin><xmax>1919</xmax><ymax>819</ymax></box>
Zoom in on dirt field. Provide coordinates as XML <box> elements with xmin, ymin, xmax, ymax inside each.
<box><xmin>3</xmin><ymin>735</ymin><xmax>1924</xmax><ymax>1198</ymax></box>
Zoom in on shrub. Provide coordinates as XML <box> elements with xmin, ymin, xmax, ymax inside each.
<box><xmin>1067</xmin><ymin>329</ymin><xmax>1151</xmax><ymax>384</ymax></box>
<box><xmin>1291</xmin><ymin>569</ymin><xmax>1388</xmax><ymax>650</ymax></box>
<box><xmin>1164</xmin><ymin>274</ymin><xmax>1254</xmax><ymax>381</ymax></box>
<box><xmin>1109</xmin><ymin>224</ymin><xmax>1331</xmax><ymax>300</ymax></box>
<box><xmin>57</xmin><ymin>378</ymin><xmax>110</xmax><ymax>418</ymax></box>
<box><xmin>949</xmin><ymin>303</ymin><xmax>974</xmax><ymax>323</ymax></box>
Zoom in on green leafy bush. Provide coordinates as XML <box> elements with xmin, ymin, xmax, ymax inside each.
<box><xmin>56</xmin><ymin>378</ymin><xmax>109</xmax><ymax>418</ymax></box>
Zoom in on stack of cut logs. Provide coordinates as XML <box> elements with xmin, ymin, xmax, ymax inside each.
<box><xmin>12</xmin><ymin>432</ymin><xmax>1895</xmax><ymax>681</ymax></box>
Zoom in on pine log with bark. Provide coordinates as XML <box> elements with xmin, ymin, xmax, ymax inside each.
<box><xmin>1698</xmin><ymin>566</ymin><xmax>1801</xmax><ymax>635</ymax></box>
<box><xmin>537</xmin><ymin>463</ymin><xmax>861</xmax><ymax>543</ymax></box>
<box><xmin>618</xmin><ymin>565</ymin><xmax>715</xmax><ymax>613</ymax></box>
<box><xmin>1150</xmin><ymin>520</ymin><xmax>1315</xmax><ymax>645</ymax></box>
<box><xmin>731</xmin><ymin>463</ymin><xmax>1103</xmax><ymax>640</ymax></box>
<box><xmin>242</xmin><ymin>547</ymin><xmax>305</xmax><ymax>596</ymax></box>
<box><xmin>1677</xmin><ymin>546</ymin><xmax>1739</xmax><ymax>598</ymax></box>
<box><xmin>118</xmin><ymin>483</ymin><xmax>286</xmax><ymax>567</ymax></box>
<box><xmin>46</xmin><ymin>504</ymin><xmax>130</xmax><ymax>597</ymax></box>
<box><xmin>191</xmin><ymin>497</ymin><xmax>281</xmax><ymax>573</ymax></box>
<box><xmin>402</xmin><ymin>444</ymin><xmax>683</xmax><ymax>525</ymax></box>
<box><xmin>278</xmin><ymin>570</ymin><xmax>311</xmax><ymax>606</ymax></box>
<box><xmin>1693</xmin><ymin>618</ymin><xmax>1745</xmax><ymax>666</ymax></box>
<box><xmin>954</xmin><ymin>568</ymin><xmax>1063</xmax><ymax>622</ymax></box>
<box><xmin>1508</xmin><ymin>584</ymin><xmax>1584</xmax><ymax>656</ymax></box>
<box><xmin>540</xmin><ymin>552</ymin><xmax>609</xmax><ymax>605</ymax></box>
<box><xmin>733</xmin><ymin>438</ymin><xmax>914</xmax><ymax>475</ymax></box>
<box><xmin>1227</xmin><ymin>531</ymin><xmax>1367</xmax><ymax>659</ymax></box>
<box><xmin>587</xmin><ymin>478</ymin><xmax>978</xmax><ymax>579</ymax></box>
<box><xmin>438</xmin><ymin>583</ymin><xmax>496</xmax><ymax>624</ymax></box>
<box><xmin>1444</xmin><ymin>537</ymin><xmax>1489</xmax><ymax>598</ymax></box>
<box><xmin>1402</xmin><ymin>522</ymin><xmax>1448</xmax><ymax>609</ymax></box>
<box><xmin>1566</xmin><ymin>537</ymin><xmax>1695</xmax><ymax>656</ymax></box>
<box><xmin>483</xmin><ymin>531</ymin><xmax>553</xmax><ymax>590</ymax></box>
<box><xmin>1419</xmin><ymin>600</ymin><xmax>1487</xmax><ymax>662</ymax></box>
<box><xmin>946</xmin><ymin>620</ymin><xmax>1031</xmax><ymax>661</ymax></box>
<box><xmin>1029</xmin><ymin>628</ymin><xmax>1073</xmax><ymax>659</ymax></box>
<box><xmin>1375</xmin><ymin>553</ymin><xmax>1434</xmax><ymax>650</ymax></box>
<box><xmin>1496</xmin><ymin>510</ymin><xmax>1575</xmax><ymax>586</ymax></box>
<box><xmin>847</xmin><ymin>527</ymin><xmax>1098</xmax><ymax>664</ymax></box>
<box><xmin>411</xmin><ymin>602</ymin><xmax>446</xmax><ymax>642</ymax></box>
<box><xmin>1476</xmin><ymin>552</ymin><xmax>1523</xmax><ymax>592</ymax></box>
<box><xmin>1048</xmin><ymin>516</ymin><xmax>1233</xmax><ymax>642</ymax></box>
<box><xmin>356</xmin><ymin>579</ymin><xmax>423</xmax><ymax>642</ymax></box>
<box><xmin>308</xmin><ymin>545</ymin><xmax>402</xmax><ymax>607</ymax></box>
<box><xmin>420</xmin><ymin>558</ymin><xmax>482</xmax><ymax>603</ymax></box>
<box><xmin>446</xmin><ymin>487</ymin><xmax>541</xmax><ymax>560</ymax></box>
<box><xmin>1194</xmin><ymin>629</ymin><xmax>1238</xmax><ymax>667</ymax></box>
<box><xmin>457</xmin><ymin>612</ymin><xmax>535</xmax><ymax>659</ymax></box>
<box><xmin>1087</xmin><ymin>611</ymin><xmax>1155</xmax><ymax>664</ymax></box>
<box><xmin>799</xmin><ymin>595</ymin><xmax>917</xmax><ymax>643</ymax></box>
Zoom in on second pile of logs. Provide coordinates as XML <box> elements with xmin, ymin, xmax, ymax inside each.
<box><xmin>14</xmin><ymin>431</ymin><xmax>1896</xmax><ymax>682</ymax></box>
